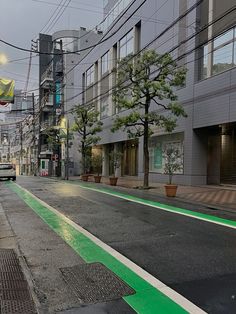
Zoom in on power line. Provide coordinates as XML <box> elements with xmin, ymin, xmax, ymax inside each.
<box><xmin>64</xmin><ymin>0</ymin><xmax>206</xmax><ymax>100</ymax></box>
<box><xmin>11</xmin><ymin>3</ymin><xmax>234</xmax><ymax>119</ymax></box>
<box><xmin>65</xmin><ymin>0</ymin><xmax>160</xmax><ymax>75</ymax></box>
<box><xmin>38</xmin><ymin>0</ymin><xmax>66</xmax><ymax>34</ymax></box>
<box><xmin>65</xmin><ymin>0</ymin><xmax>203</xmax><ymax>77</ymax></box>
<box><xmin>8</xmin><ymin>56</ymin><xmax>38</xmax><ymax>63</ymax></box>
<box><xmin>12</xmin><ymin>2</ymin><xmax>233</xmax><ymax>131</ymax></box>
<box><xmin>24</xmin><ymin>50</ymin><xmax>33</xmax><ymax>94</ymax></box>
<box><xmin>1</xmin><ymin>0</ymin><xmax>179</xmax><ymax>58</ymax></box>
<box><xmin>0</xmin><ymin>69</ymin><xmax>38</xmax><ymax>81</ymax></box>
<box><xmin>44</xmin><ymin>0</ymin><xmax>72</xmax><ymax>34</ymax></box>
<box><xmin>0</xmin><ymin>0</ymin><xmax>146</xmax><ymax>55</ymax></box>
<box><xmin>32</xmin><ymin>0</ymin><xmax>103</xmax><ymax>11</ymax></box>
<box><xmin>64</xmin><ymin>4</ymin><xmax>236</xmax><ymax>109</ymax></box>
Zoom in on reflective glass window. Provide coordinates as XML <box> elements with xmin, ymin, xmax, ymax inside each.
<box><xmin>213</xmin><ymin>42</ymin><xmax>233</xmax><ymax>75</ymax></box>
<box><xmin>86</xmin><ymin>65</ymin><xmax>95</xmax><ymax>86</ymax></box>
<box><xmin>214</xmin><ymin>29</ymin><xmax>234</xmax><ymax>49</ymax></box>
<box><xmin>119</xmin><ymin>30</ymin><xmax>134</xmax><ymax>59</ymax></box>
<box><xmin>101</xmin><ymin>52</ymin><xmax>109</xmax><ymax>75</ymax></box>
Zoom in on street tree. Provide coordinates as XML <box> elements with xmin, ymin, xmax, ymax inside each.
<box><xmin>71</xmin><ymin>104</ymin><xmax>103</xmax><ymax>174</ymax></box>
<box><xmin>112</xmin><ymin>49</ymin><xmax>187</xmax><ymax>188</ymax></box>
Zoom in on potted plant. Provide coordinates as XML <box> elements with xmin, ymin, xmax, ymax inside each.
<box><xmin>71</xmin><ymin>104</ymin><xmax>103</xmax><ymax>183</ymax></box>
<box><xmin>163</xmin><ymin>145</ymin><xmax>183</xmax><ymax>197</ymax></box>
<box><xmin>80</xmin><ymin>151</ymin><xmax>91</xmax><ymax>181</ymax></box>
<box><xmin>109</xmin><ymin>150</ymin><xmax>123</xmax><ymax>186</ymax></box>
<box><xmin>92</xmin><ymin>154</ymin><xmax>103</xmax><ymax>183</ymax></box>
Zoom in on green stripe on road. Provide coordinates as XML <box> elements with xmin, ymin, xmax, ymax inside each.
<box><xmin>8</xmin><ymin>182</ymin><xmax>188</xmax><ymax>314</ymax></box>
<box><xmin>66</xmin><ymin>181</ymin><xmax>236</xmax><ymax>229</ymax></box>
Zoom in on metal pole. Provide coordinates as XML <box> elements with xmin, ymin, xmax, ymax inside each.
<box><xmin>66</xmin><ymin>119</ymin><xmax>69</xmax><ymax>180</ymax></box>
<box><xmin>20</xmin><ymin>122</ymin><xmax>23</xmax><ymax>175</ymax></box>
<box><xmin>32</xmin><ymin>93</ymin><xmax>37</xmax><ymax>176</ymax></box>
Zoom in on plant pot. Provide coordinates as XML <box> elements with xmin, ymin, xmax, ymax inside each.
<box><xmin>109</xmin><ymin>177</ymin><xmax>118</xmax><ymax>186</ymax></box>
<box><xmin>164</xmin><ymin>184</ymin><xmax>178</xmax><ymax>197</ymax></box>
<box><xmin>81</xmin><ymin>174</ymin><xmax>89</xmax><ymax>182</ymax></box>
<box><xmin>94</xmin><ymin>175</ymin><xmax>102</xmax><ymax>183</ymax></box>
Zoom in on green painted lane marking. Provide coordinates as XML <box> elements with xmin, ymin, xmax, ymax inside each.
<box><xmin>7</xmin><ymin>181</ymin><xmax>194</xmax><ymax>314</ymax></box>
<box><xmin>62</xmin><ymin>181</ymin><xmax>236</xmax><ymax>229</ymax></box>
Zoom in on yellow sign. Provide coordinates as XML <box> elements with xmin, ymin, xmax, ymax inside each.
<box><xmin>0</xmin><ymin>78</ymin><xmax>15</xmax><ymax>103</ymax></box>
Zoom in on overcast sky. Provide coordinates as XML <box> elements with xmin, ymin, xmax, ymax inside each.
<box><xmin>0</xmin><ymin>0</ymin><xmax>104</xmax><ymax>92</ymax></box>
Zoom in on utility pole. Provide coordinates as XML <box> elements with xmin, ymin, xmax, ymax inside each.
<box><xmin>20</xmin><ymin>122</ymin><xmax>23</xmax><ymax>175</ymax></box>
<box><xmin>32</xmin><ymin>93</ymin><xmax>37</xmax><ymax>176</ymax></box>
<box><xmin>65</xmin><ymin>119</ymin><xmax>69</xmax><ymax>180</ymax></box>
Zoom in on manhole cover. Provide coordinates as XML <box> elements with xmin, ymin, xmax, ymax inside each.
<box><xmin>0</xmin><ymin>259</ymin><xmax>20</xmax><ymax>266</ymax></box>
<box><xmin>0</xmin><ymin>265</ymin><xmax>22</xmax><ymax>272</ymax></box>
<box><xmin>0</xmin><ymin>249</ymin><xmax>17</xmax><ymax>260</ymax></box>
<box><xmin>0</xmin><ymin>280</ymin><xmax>28</xmax><ymax>290</ymax></box>
<box><xmin>1</xmin><ymin>300</ymin><xmax>37</xmax><ymax>313</ymax></box>
<box><xmin>0</xmin><ymin>289</ymin><xmax>31</xmax><ymax>301</ymax></box>
<box><xmin>60</xmin><ymin>262</ymin><xmax>135</xmax><ymax>304</ymax></box>
<box><xmin>0</xmin><ymin>272</ymin><xmax>25</xmax><ymax>281</ymax></box>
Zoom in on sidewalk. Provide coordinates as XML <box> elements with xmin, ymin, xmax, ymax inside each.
<box><xmin>68</xmin><ymin>175</ymin><xmax>236</xmax><ymax>211</ymax></box>
<box><xmin>0</xmin><ymin>204</ymin><xmax>37</xmax><ymax>313</ymax></box>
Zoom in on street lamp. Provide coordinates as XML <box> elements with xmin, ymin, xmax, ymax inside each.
<box><xmin>0</xmin><ymin>53</ymin><xmax>8</xmax><ymax>65</ymax></box>
<box><xmin>59</xmin><ymin>117</ymin><xmax>69</xmax><ymax>180</ymax></box>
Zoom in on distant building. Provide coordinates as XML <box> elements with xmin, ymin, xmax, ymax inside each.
<box><xmin>38</xmin><ymin>28</ymin><xmax>102</xmax><ymax>177</ymax></box>
<box><xmin>1</xmin><ymin>91</ymin><xmax>33</xmax><ymax>171</ymax></box>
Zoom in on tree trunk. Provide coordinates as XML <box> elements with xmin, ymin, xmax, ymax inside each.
<box><xmin>82</xmin><ymin>141</ymin><xmax>86</xmax><ymax>174</ymax></box>
<box><xmin>143</xmin><ymin>102</ymin><xmax>150</xmax><ymax>189</ymax></box>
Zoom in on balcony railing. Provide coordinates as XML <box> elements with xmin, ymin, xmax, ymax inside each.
<box><xmin>40</xmin><ymin>64</ymin><xmax>53</xmax><ymax>87</ymax></box>
<box><xmin>41</xmin><ymin>94</ymin><xmax>53</xmax><ymax>111</ymax></box>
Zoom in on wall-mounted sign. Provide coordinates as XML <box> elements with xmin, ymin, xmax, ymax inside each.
<box><xmin>55</xmin><ymin>81</ymin><xmax>62</xmax><ymax>106</ymax></box>
<box><xmin>0</xmin><ymin>78</ymin><xmax>15</xmax><ymax>104</ymax></box>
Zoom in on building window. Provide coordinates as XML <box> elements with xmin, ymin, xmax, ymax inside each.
<box><xmin>200</xmin><ymin>26</ymin><xmax>236</xmax><ymax>79</ymax></box>
<box><xmin>212</xmin><ymin>29</ymin><xmax>234</xmax><ymax>75</ymax></box>
<box><xmin>101</xmin><ymin>51</ymin><xmax>109</xmax><ymax>75</ymax></box>
<box><xmin>86</xmin><ymin>65</ymin><xmax>94</xmax><ymax>86</ymax></box>
<box><xmin>100</xmin><ymin>96</ymin><xmax>109</xmax><ymax>119</ymax></box>
<box><xmin>101</xmin><ymin>0</ymin><xmax>133</xmax><ymax>33</ymax></box>
<box><xmin>119</xmin><ymin>30</ymin><xmax>134</xmax><ymax>59</ymax></box>
<box><xmin>149</xmin><ymin>133</ymin><xmax>184</xmax><ymax>174</ymax></box>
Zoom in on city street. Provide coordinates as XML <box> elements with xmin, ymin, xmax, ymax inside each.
<box><xmin>1</xmin><ymin>176</ymin><xmax>236</xmax><ymax>313</ymax></box>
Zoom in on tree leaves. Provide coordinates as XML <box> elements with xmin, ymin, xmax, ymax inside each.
<box><xmin>112</xmin><ymin>49</ymin><xmax>187</xmax><ymax>139</ymax></box>
<box><xmin>71</xmin><ymin>104</ymin><xmax>103</xmax><ymax>173</ymax></box>
<box><xmin>112</xmin><ymin>49</ymin><xmax>187</xmax><ymax>188</ymax></box>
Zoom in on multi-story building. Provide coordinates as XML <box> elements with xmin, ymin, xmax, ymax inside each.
<box><xmin>38</xmin><ymin>28</ymin><xmax>102</xmax><ymax>177</ymax></box>
<box><xmin>72</xmin><ymin>0</ymin><xmax>236</xmax><ymax>185</ymax></box>
<box><xmin>2</xmin><ymin>90</ymin><xmax>34</xmax><ymax>174</ymax></box>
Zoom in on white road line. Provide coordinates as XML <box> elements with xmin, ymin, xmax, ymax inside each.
<box><xmin>69</xmin><ymin>183</ymin><xmax>236</xmax><ymax>230</ymax></box>
<box><xmin>14</xmin><ymin>182</ymin><xmax>206</xmax><ymax>314</ymax></box>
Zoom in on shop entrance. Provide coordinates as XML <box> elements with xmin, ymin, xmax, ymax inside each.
<box><xmin>122</xmin><ymin>139</ymin><xmax>138</xmax><ymax>176</ymax></box>
<box><xmin>207</xmin><ymin>123</ymin><xmax>236</xmax><ymax>184</ymax></box>
<box><xmin>220</xmin><ymin>124</ymin><xmax>236</xmax><ymax>184</ymax></box>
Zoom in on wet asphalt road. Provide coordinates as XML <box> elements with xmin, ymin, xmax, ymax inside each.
<box><xmin>2</xmin><ymin>176</ymin><xmax>236</xmax><ymax>313</ymax></box>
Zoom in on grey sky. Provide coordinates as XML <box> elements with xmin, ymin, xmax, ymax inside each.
<box><xmin>0</xmin><ymin>0</ymin><xmax>104</xmax><ymax>92</ymax></box>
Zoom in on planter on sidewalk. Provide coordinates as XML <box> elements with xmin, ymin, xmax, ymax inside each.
<box><xmin>109</xmin><ymin>151</ymin><xmax>123</xmax><ymax>186</ymax></box>
<box><xmin>164</xmin><ymin>184</ymin><xmax>178</xmax><ymax>197</ymax></box>
<box><xmin>94</xmin><ymin>175</ymin><xmax>102</xmax><ymax>183</ymax></box>
<box><xmin>81</xmin><ymin>174</ymin><xmax>89</xmax><ymax>182</ymax></box>
<box><xmin>92</xmin><ymin>155</ymin><xmax>103</xmax><ymax>184</ymax></box>
<box><xmin>109</xmin><ymin>177</ymin><xmax>118</xmax><ymax>186</ymax></box>
<box><xmin>163</xmin><ymin>146</ymin><xmax>183</xmax><ymax>198</ymax></box>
